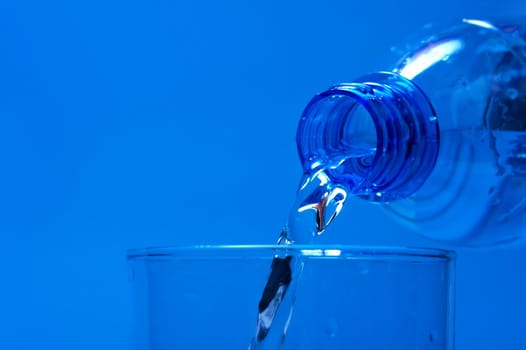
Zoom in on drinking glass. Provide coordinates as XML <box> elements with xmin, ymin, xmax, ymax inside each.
<box><xmin>127</xmin><ymin>245</ymin><xmax>455</xmax><ymax>350</ymax></box>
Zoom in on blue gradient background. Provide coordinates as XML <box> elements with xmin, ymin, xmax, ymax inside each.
<box><xmin>1</xmin><ymin>0</ymin><xmax>524</xmax><ymax>349</ymax></box>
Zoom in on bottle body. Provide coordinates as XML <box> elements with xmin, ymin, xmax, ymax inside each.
<box><xmin>296</xmin><ymin>18</ymin><xmax>526</xmax><ymax>245</ymax></box>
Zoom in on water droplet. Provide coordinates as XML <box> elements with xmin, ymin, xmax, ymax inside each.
<box><xmin>429</xmin><ymin>116</ymin><xmax>438</xmax><ymax>122</ymax></box>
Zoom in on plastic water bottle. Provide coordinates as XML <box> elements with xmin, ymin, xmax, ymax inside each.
<box><xmin>296</xmin><ymin>18</ymin><xmax>526</xmax><ymax>246</ymax></box>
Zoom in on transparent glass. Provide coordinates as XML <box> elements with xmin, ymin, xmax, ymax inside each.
<box><xmin>127</xmin><ymin>245</ymin><xmax>455</xmax><ymax>350</ymax></box>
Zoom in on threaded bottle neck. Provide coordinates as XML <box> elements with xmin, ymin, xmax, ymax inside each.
<box><xmin>296</xmin><ymin>72</ymin><xmax>440</xmax><ymax>202</ymax></box>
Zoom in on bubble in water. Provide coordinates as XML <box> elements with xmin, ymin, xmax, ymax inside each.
<box><xmin>505</xmin><ymin>88</ymin><xmax>519</xmax><ymax>100</ymax></box>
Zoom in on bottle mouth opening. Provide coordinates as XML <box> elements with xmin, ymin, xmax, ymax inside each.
<box><xmin>297</xmin><ymin>90</ymin><xmax>379</xmax><ymax>168</ymax></box>
<box><xmin>296</xmin><ymin>89</ymin><xmax>381</xmax><ymax>191</ymax></box>
<box><xmin>296</xmin><ymin>72</ymin><xmax>440</xmax><ymax>202</ymax></box>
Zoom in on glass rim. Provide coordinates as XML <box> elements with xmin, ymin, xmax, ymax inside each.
<box><xmin>126</xmin><ymin>244</ymin><xmax>454</xmax><ymax>262</ymax></box>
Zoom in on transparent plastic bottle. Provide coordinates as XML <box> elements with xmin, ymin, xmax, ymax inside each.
<box><xmin>296</xmin><ymin>18</ymin><xmax>526</xmax><ymax>246</ymax></box>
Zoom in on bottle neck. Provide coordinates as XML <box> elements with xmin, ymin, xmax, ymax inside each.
<box><xmin>296</xmin><ymin>72</ymin><xmax>440</xmax><ymax>202</ymax></box>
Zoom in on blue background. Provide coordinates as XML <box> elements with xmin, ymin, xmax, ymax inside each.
<box><xmin>1</xmin><ymin>0</ymin><xmax>524</xmax><ymax>349</ymax></box>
